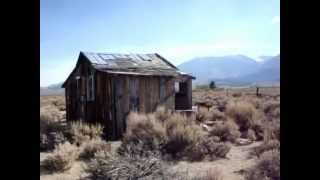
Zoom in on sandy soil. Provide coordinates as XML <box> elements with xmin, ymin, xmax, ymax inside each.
<box><xmin>40</xmin><ymin>141</ymin><xmax>260</xmax><ymax>180</ymax></box>
<box><xmin>169</xmin><ymin>141</ymin><xmax>262</xmax><ymax>180</ymax></box>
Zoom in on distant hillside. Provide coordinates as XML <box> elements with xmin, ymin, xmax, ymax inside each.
<box><xmin>178</xmin><ymin>54</ymin><xmax>280</xmax><ymax>86</ymax></box>
<box><xmin>47</xmin><ymin>82</ymin><xmax>63</xmax><ymax>89</ymax></box>
<box><xmin>40</xmin><ymin>82</ymin><xmax>64</xmax><ymax>96</ymax></box>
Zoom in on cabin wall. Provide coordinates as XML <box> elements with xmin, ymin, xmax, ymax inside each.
<box><xmin>64</xmin><ymin>57</ymin><xmax>96</xmax><ymax>122</ymax></box>
<box><xmin>93</xmin><ymin>74</ymin><xmax>176</xmax><ymax>140</ymax></box>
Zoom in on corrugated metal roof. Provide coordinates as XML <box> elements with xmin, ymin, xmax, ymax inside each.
<box><xmin>83</xmin><ymin>52</ymin><xmax>174</xmax><ymax>69</ymax></box>
<box><xmin>81</xmin><ymin>52</ymin><xmax>193</xmax><ymax>77</ymax></box>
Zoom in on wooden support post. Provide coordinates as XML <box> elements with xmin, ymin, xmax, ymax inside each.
<box><xmin>256</xmin><ymin>87</ymin><xmax>260</xmax><ymax>97</ymax></box>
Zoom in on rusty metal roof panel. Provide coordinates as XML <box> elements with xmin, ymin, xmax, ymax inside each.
<box><xmin>81</xmin><ymin>51</ymin><xmax>193</xmax><ymax>77</ymax></box>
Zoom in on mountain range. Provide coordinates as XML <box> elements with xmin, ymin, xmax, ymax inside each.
<box><xmin>177</xmin><ymin>54</ymin><xmax>280</xmax><ymax>86</ymax></box>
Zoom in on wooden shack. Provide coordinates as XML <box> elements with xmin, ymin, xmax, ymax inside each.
<box><xmin>62</xmin><ymin>52</ymin><xmax>195</xmax><ymax>140</ymax></box>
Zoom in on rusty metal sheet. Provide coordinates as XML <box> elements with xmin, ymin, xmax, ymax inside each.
<box><xmin>81</xmin><ymin>51</ymin><xmax>193</xmax><ymax>78</ymax></box>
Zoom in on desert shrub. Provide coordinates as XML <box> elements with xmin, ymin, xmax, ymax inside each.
<box><xmin>79</xmin><ymin>138</ymin><xmax>111</xmax><ymax>160</ymax></box>
<box><xmin>196</xmin><ymin>107</ymin><xmax>225</xmax><ymax>123</ymax></box>
<box><xmin>65</xmin><ymin>122</ymin><xmax>103</xmax><ymax>146</ymax></box>
<box><xmin>246</xmin><ymin>150</ymin><xmax>280</xmax><ymax>180</ymax></box>
<box><xmin>85</xmin><ymin>150</ymin><xmax>167</xmax><ymax>180</ymax></box>
<box><xmin>263</xmin><ymin>120</ymin><xmax>280</xmax><ymax>141</ymax></box>
<box><xmin>232</xmin><ymin>92</ymin><xmax>242</xmax><ymax>97</ymax></box>
<box><xmin>262</xmin><ymin>100</ymin><xmax>280</xmax><ymax>120</ymax></box>
<box><xmin>40</xmin><ymin>106</ymin><xmax>62</xmax><ymax>121</ymax></box>
<box><xmin>155</xmin><ymin>106</ymin><xmax>172</xmax><ymax>122</ymax></box>
<box><xmin>40</xmin><ymin>113</ymin><xmax>64</xmax><ymax>132</ymax></box>
<box><xmin>120</xmin><ymin>111</ymin><xmax>229</xmax><ymax>162</ymax></box>
<box><xmin>252</xmin><ymin>139</ymin><xmax>280</xmax><ymax>157</ymax></box>
<box><xmin>163</xmin><ymin>114</ymin><xmax>203</xmax><ymax>160</ymax></box>
<box><xmin>40</xmin><ymin>113</ymin><xmax>66</xmax><ymax>151</ymax></box>
<box><xmin>213</xmin><ymin>97</ymin><xmax>229</xmax><ymax>112</ymax></box>
<box><xmin>119</xmin><ymin>112</ymin><xmax>167</xmax><ymax>156</ymax></box>
<box><xmin>40</xmin><ymin>132</ymin><xmax>66</xmax><ymax>151</ymax></box>
<box><xmin>246</xmin><ymin>129</ymin><xmax>257</xmax><ymax>141</ymax></box>
<box><xmin>51</xmin><ymin>98</ymin><xmax>66</xmax><ymax>111</ymax></box>
<box><xmin>205</xmin><ymin>108</ymin><xmax>226</xmax><ymax>122</ymax></box>
<box><xmin>240</xmin><ymin>96</ymin><xmax>262</xmax><ymax>109</ymax></box>
<box><xmin>225</xmin><ymin>101</ymin><xmax>258</xmax><ymax>131</ymax></box>
<box><xmin>42</xmin><ymin>142</ymin><xmax>79</xmax><ymax>173</ymax></box>
<box><xmin>209</xmin><ymin>120</ymin><xmax>241</xmax><ymax>142</ymax></box>
<box><xmin>187</xmin><ymin>137</ymin><xmax>231</xmax><ymax>161</ymax></box>
<box><xmin>225</xmin><ymin>101</ymin><xmax>265</xmax><ymax>140</ymax></box>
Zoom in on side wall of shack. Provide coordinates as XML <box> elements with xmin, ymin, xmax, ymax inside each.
<box><xmin>95</xmin><ymin>73</ymin><xmax>176</xmax><ymax>140</ymax></box>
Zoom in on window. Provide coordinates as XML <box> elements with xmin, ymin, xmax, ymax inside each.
<box><xmin>175</xmin><ymin>82</ymin><xmax>180</xmax><ymax>93</ymax></box>
<box><xmin>87</xmin><ymin>73</ymin><xmax>95</xmax><ymax>101</ymax></box>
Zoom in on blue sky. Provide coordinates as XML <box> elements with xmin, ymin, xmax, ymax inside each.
<box><xmin>40</xmin><ymin>0</ymin><xmax>280</xmax><ymax>86</ymax></box>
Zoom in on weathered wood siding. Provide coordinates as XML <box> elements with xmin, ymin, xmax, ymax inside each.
<box><xmin>64</xmin><ymin>57</ymin><xmax>190</xmax><ymax>140</ymax></box>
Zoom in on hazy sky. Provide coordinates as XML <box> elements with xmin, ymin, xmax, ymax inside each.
<box><xmin>40</xmin><ymin>0</ymin><xmax>280</xmax><ymax>86</ymax></box>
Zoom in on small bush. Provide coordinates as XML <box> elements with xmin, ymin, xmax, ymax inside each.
<box><xmin>120</xmin><ymin>111</ymin><xmax>229</xmax><ymax>162</ymax></box>
<box><xmin>65</xmin><ymin>122</ymin><xmax>103</xmax><ymax>146</ymax></box>
<box><xmin>163</xmin><ymin>114</ymin><xmax>203</xmax><ymax>160</ymax></box>
<box><xmin>262</xmin><ymin>100</ymin><xmax>280</xmax><ymax>120</ymax></box>
<box><xmin>40</xmin><ymin>132</ymin><xmax>66</xmax><ymax>151</ymax></box>
<box><xmin>155</xmin><ymin>106</ymin><xmax>172</xmax><ymax>122</ymax></box>
<box><xmin>85</xmin><ymin>151</ymin><xmax>167</xmax><ymax>180</ymax></box>
<box><xmin>225</xmin><ymin>101</ymin><xmax>265</xmax><ymax>140</ymax></box>
<box><xmin>79</xmin><ymin>138</ymin><xmax>111</xmax><ymax>160</ymax></box>
<box><xmin>42</xmin><ymin>142</ymin><xmax>79</xmax><ymax>173</ymax></box>
<box><xmin>188</xmin><ymin>137</ymin><xmax>231</xmax><ymax>161</ymax></box>
<box><xmin>209</xmin><ymin>120</ymin><xmax>241</xmax><ymax>142</ymax></box>
<box><xmin>246</xmin><ymin>129</ymin><xmax>257</xmax><ymax>141</ymax></box>
<box><xmin>40</xmin><ymin>113</ymin><xmax>66</xmax><ymax>151</ymax></box>
<box><xmin>119</xmin><ymin>112</ymin><xmax>167</xmax><ymax>156</ymax></box>
<box><xmin>204</xmin><ymin>108</ymin><xmax>226</xmax><ymax>122</ymax></box>
<box><xmin>246</xmin><ymin>150</ymin><xmax>280</xmax><ymax>180</ymax></box>
<box><xmin>263</xmin><ymin>120</ymin><xmax>280</xmax><ymax>141</ymax></box>
<box><xmin>232</xmin><ymin>92</ymin><xmax>242</xmax><ymax>97</ymax></box>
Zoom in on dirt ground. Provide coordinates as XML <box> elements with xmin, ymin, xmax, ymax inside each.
<box><xmin>169</xmin><ymin>141</ymin><xmax>262</xmax><ymax>180</ymax></box>
<box><xmin>40</xmin><ymin>141</ymin><xmax>261</xmax><ymax>180</ymax></box>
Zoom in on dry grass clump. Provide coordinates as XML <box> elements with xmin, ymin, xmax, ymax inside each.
<box><xmin>188</xmin><ymin>137</ymin><xmax>231</xmax><ymax>161</ymax></box>
<box><xmin>120</xmin><ymin>112</ymin><xmax>167</xmax><ymax>155</ymax></box>
<box><xmin>245</xmin><ymin>150</ymin><xmax>280</xmax><ymax>180</ymax></box>
<box><xmin>42</xmin><ymin>142</ymin><xmax>79</xmax><ymax>173</ymax></box>
<box><xmin>263</xmin><ymin>120</ymin><xmax>280</xmax><ymax>141</ymax></box>
<box><xmin>196</xmin><ymin>108</ymin><xmax>226</xmax><ymax>124</ymax></box>
<box><xmin>262</xmin><ymin>100</ymin><xmax>280</xmax><ymax>121</ymax></box>
<box><xmin>51</xmin><ymin>98</ymin><xmax>66</xmax><ymax>111</ymax></box>
<box><xmin>120</xmin><ymin>111</ymin><xmax>230</xmax><ymax>162</ymax></box>
<box><xmin>225</xmin><ymin>101</ymin><xmax>258</xmax><ymax>131</ymax></box>
<box><xmin>85</xmin><ymin>150</ymin><xmax>167</xmax><ymax>180</ymax></box>
<box><xmin>40</xmin><ymin>113</ymin><xmax>66</xmax><ymax>151</ymax></box>
<box><xmin>79</xmin><ymin>138</ymin><xmax>111</xmax><ymax>160</ymax></box>
<box><xmin>225</xmin><ymin>101</ymin><xmax>264</xmax><ymax>140</ymax></box>
<box><xmin>155</xmin><ymin>106</ymin><xmax>173</xmax><ymax>122</ymax></box>
<box><xmin>232</xmin><ymin>92</ymin><xmax>242</xmax><ymax>97</ymax></box>
<box><xmin>65</xmin><ymin>122</ymin><xmax>103</xmax><ymax>146</ymax></box>
<box><xmin>163</xmin><ymin>114</ymin><xmax>203</xmax><ymax>160</ymax></box>
<box><xmin>209</xmin><ymin>120</ymin><xmax>241</xmax><ymax>142</ymax></box>
<box><xmin>246</xmin><ymin>129</ymin><xmax>257</xmax><ymax>141</ymax></box>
